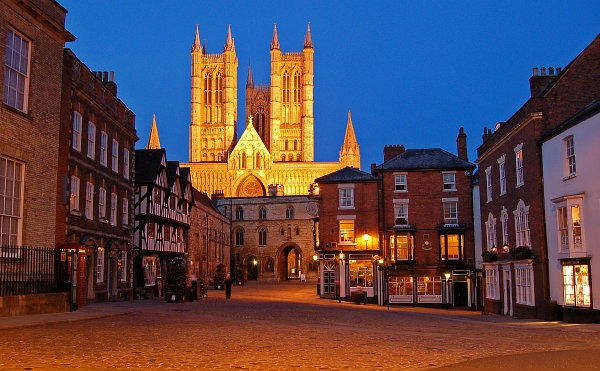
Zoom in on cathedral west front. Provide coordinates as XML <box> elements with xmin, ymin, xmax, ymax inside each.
<box><xmin>183</xmin><ymin>23</ymin><xmax>360</xmax><ymax>197</ymax></box>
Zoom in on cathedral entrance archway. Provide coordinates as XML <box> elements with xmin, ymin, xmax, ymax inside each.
<box><xmin>236</xmin><ymin>175</ymin><xmax>266</xmax><ymax>197</ymax></box>
<box><xmin>246</xmin><ymin>255</ymin><xmax>259</xmax><ymax>281</ymax></box>
<box><xmin>278</xmin><ymin>244</ymin><xmax>303</xmax><ymax>281</ymax></box>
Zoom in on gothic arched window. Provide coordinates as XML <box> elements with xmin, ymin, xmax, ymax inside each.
<box><xmin>215</xmin><ymin>72</ymin><xmax>222</xmax><ymax>122</ymax></box>
<box><xmin>259</xmin><ymin>206</ymin><xmax>267</xmax><ymax>220</ymax></box>
<box><xmin>258</xmin><ymin>228</ymin><xmax>267</xmax><ymax>246</ymax></box>
<box><xmin>256</xmin><ymin>152</ymin><xmax>261</xmax><ymax>169</ymax></box>
<box><xmin>235</xmin><ymin>228</ymin><xmax>244</xmax><ymax>246</ymax></box>
<box><xmin>264</xmin><ymin>257</ymin><xmax>274</xmax><ymax>273</ymax></box>
<box><xmin>286</xmin><ymin>206</ymin><xmax>294</xmax><ymax>219</ymax></box>
<box><xmin>294</xmin><ymin>140</ymin><xmax>298</xmax><ymax>151</ymax></box>
<box><xmin>293</xmin><ymin>71</ymin><xmax>301</xmax><ymax>123</ymax></box>
<box><xmin>204</xmin><ymin>73</ymin><xmax>212</xmax><ymax>123</ymax></box>
<box><xmin>241</xmin><ymin>153</ymin><xmax>247</xmax><ymax>168</ymax></box>
<box><xmin>282</xmin><ymin>71</ymin><xmax>290</xmax><ymax>124</ymax></box>
<box><xmin>235</xmin><ymin>207</ymin><xmax>244</xmax><ymax>220</ymax></box>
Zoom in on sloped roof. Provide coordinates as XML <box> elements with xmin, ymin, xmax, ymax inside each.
<box><xmin>376</xmin><ymin>148</ymin><xmax>476</xmax><ymax>171</ymax></box>
<box><xmin>316</xmin><ymin>166</ymin><xmax>377</xmax><ymax>183</ymax></box>
<box><xmin>166</xmin><ymin>161</ymin><xmax>180</xmax><ymax>188</ymax></box>
<box><xmin>135</xmin><ymin>149</ymin><xmax>165</xmax><ymax>184</ymax></box>
<box><xmin>192</xmin><ymin>187</ymin><xmax>220</xmax><ymax>213</ymax></box>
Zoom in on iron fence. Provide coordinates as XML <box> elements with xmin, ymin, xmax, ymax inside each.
<box><xmin>0</xmin><ymin>245</ymin><xmax>60</xmax><ymax>296</ymax></box>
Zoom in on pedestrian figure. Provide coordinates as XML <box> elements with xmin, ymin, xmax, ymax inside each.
<box><xmin>225</xmin><ymin>274</ymin><xmax>233</xmax><ymax>299</ymax></box>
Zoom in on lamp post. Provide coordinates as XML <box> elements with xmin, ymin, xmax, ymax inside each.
<box><xmin>337</xmin><ymin>252</ymin><xmax>344</xmax><ymax>303</ymax></box>
<box><xmin>363</xmin><ymin>233</ymin><xmax>370</xmax><ymax>250</ymax></box>
<box><xmin>445</xmin><ymin>273</ymin><xmax>452</xmax><ymax>306</ymax></box>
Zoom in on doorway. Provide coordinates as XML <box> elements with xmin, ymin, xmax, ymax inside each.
<box><xmin>453</xmin><ymin>281</ymin><xmax>468</xmax><ymax>307</ymax></box>
<box><xmin>503</xmin><ymin>266</ymin><xmax>513</xmax><ymax>316</ymax></box>
<box><xmin>247</xmin><ymin>256</ymin><xmax>258</xmax><ymax>280</ymax></box>
<box><xmin>279</xmin><ymin>245</ymin><xmax>302</xmax><ymax>281</ymax></box>
<box><xmin>109</xmin><ymin>257</ymin><xmax>117</xmax><ymax>297</ymax></box>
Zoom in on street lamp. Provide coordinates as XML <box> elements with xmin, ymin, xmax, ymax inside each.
<box><xmin>339</xmin><ymin>252</ymin><xmax>345</xmax><ymax>260</ymax></box>
<box><xmin>363</xmin><ymin>233</ymin><xmax>370</xmax><ymax>249</ymax></box>
<box><xmin>502</xmin><ymin>244</ymin><xmax>510</xmax><ymax>253</ymax></box>
<box><xmin>313</xmin><ymin>254</ymin><xmax>318</xmax><ymax>262</ymax></box>
<box><xmin>253</xmin><ymin>259</ymin><xmax>258</xmax><ymax>266</ymax></box>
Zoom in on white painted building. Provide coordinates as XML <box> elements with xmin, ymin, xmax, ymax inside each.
<box><xmin>542</xmin><ymin>102</ymin><xmax>600</xmax><ymax>322</ymax></box>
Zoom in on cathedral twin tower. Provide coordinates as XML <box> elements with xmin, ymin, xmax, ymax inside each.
<box><xmin>185</xmin><ymin>23</ymin><xmax>360</xmax><ymax>197</ymax></box>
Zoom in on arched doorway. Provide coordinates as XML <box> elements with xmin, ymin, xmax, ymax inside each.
<box><xmin>246</xmin><ymin>255</ymin><xmax>259</xmax><ymax>281</ymax></box>
<box><xmin>278</xmin><ymin>244</ymin><xmax>303</xmax><ymax>281</ymax></box>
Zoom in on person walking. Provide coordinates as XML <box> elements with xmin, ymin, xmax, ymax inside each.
<box><xmin>224</xmin><ymin>274</ymin><xmax>233</xmax><ymax>299</ymax></box>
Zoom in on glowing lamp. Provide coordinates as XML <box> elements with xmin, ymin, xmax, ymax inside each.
<box><xmin>339</xmin><ymin>252</ymin><xmax>345</xmax><ymax>259</ymax></box>
<box><xmin>313</xmin><ymin>254</ymin><xmax>318</xmax><ymax>261</ymax></box>
<box><xmin>363</xmin><ymin>234</ymin><xmax>370</xmax><ymax>241</ymax></box>
<box><xmin>253</xmin><ymin>259</ymin><xmax>258</xmax><ymax>266</ymax></box>
<box><xmin>444</xmin><ymin>273</ymin><xmax>451</xmax><ymax>280</ymax></box>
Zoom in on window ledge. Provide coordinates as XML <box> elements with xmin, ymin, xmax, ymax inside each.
<box><xmin>99</xmin><ymin>218</ymin><xmax>109</xmax><ymax>224</ymax></box>
<box><xmin>443</xmin><ymin>188</ymin><xmax>457</xmax><ymax>192</ymax></box>
<box><xmin>70</xmin><ymin>209</ymin><xmax>82</xmax><ymax>217</ymax></box>
<box><xmin>338</xmin><ymin>206</ymin><xmax>355</xmax><ymax>210</ymax></box>
<box><xmin>563</xmin><ymin>174</ymin><xmax>576</xmax><ymax>182</ymax></box>
<box><xmin>499</xmin><ymin>191</ymin><xmax>507</xmax><ymax>196</ymax></box>
<box><xmin>394</xmin><ymin>190</ymin><xmax>408</xmax><ymax>193</ymax></box>
<box><xmin>338</xmin><ymin>242</ymin><xmax>357</xmax><ymax>246</ymax></box>
<box><xmin>2</xmin><ymin>103</ymin><xmax>32</xmax><ymax>120</ymax></box>
<box><xmin>516</xmin><ymin>182</ymin><xmax>524</xmax><ymax>189</ymax></box>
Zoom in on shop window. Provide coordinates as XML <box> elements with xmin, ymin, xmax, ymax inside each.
<box><xmin>388</xmin><ymin>276</ymin><xmax>413</xmax><ymax>301</ymax></box>
<box><xmin>563</xmin><ymin>264</ymin><xmax>590</xmax><ymax>307</ymax></box>
<box><xmin>349</xmin><ymin>259</ymin><xmax>373</xmax><ymax>287</ymax></box>
<box><xmin>417</xmin><ymin>276</ymin><xmax>442</xmax><ymax>303</ymax></box>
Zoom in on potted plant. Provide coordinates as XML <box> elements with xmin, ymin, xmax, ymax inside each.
<box><xmin>509</xmin><ymin>246</ymin><xmax>532</xmax><ymax>260</ymax></box>
<box><xmin>214</xmin><ymin>263</ymin><xmax>226</xmax><ymax>290</ymax></box>
<box><xmin>482</xmin><ymin>251</ymin><xmax>498</xmax><ymax>262</ymax></box>
<box><xmin>165</xmin><ymin>257</ymin><xmax>189</xmax><ymax>303</ymax></box>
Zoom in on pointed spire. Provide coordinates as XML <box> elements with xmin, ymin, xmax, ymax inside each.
<box><xmin>340</xmin><ymin>110</ymin><xmax>361</xmax><ymax>168</ymax></box>
<box><xmin>246</xmin><ymin>62</ymin><xmax>254</xmax><ymax>89</ymax></box>
<box><xmin>202</xmin><ymin>38</ymin><xmax>207</xmax><ymax>54</ymax></box>
<box><xmin>224</xmin><ymin>24</ymin><xmax>235</xmax><ymax>52</ymax></box>
<box><xmin>270</xmin><ymin>22</ymin><xmax>280</xmax><ymax>50</ymax></box>
<box><xmin>304</xmin><ymin>22</ymin><xmax>313</xmax><ymax>49</ymax></box>
<box><xmin>192</xmin><ymin>24</ymin><xmax>202</xmax><ymax>52</ymax></box>
<box><xmin>146</xmin><ymin>114</ymin><xmax>162</xmax><ymax>150</ymax></box>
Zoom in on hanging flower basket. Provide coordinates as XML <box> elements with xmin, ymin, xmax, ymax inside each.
<box><xmin>509</xmin><ymin>246</ymin><xmax>532</xmax><ymax>260</ymax></box>
<box><xmin>482</xmin><ymin>251</ymin><xmax>498</xmax><ymax>262</ymax></box>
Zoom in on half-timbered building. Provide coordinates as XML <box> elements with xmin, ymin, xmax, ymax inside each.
<box><xmin>134</xmin><ymin>124</ymin><xmax>192</xmax><ymax>298</ymax></box>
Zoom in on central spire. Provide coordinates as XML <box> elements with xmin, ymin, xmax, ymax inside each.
<box><xmin>246</xmin><ymin>62</ymin><xmax>254</xmax><ymax>89</ymax></box>
<box><xmin>146</xmin><ymin>114</ymin><xmax>162</xmax><ymax>150</ymax></box>
<box><xmin>224</xmin><ymin>24</ymin><xmax>235</xmax><ymax>52</ymax></box>
<box><xmin>270</xmin><ymin>22</ymin><xmax>280</xmax><ymax>50</ymax></box>
<box><xmin>339</xmin><ymin>110</ymin><xmax>361</xmax><ymax>168</ymax></box>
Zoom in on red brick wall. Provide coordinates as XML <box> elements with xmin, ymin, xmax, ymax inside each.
<box><xmin>318</xmin><ymin>181</ymin><xmax>380</xmax><ymax>252</ymax></box>
<box><xmin>380</xmin><ymin>169</ymin><xmax>475</xmax><ymax>266</ymax></box>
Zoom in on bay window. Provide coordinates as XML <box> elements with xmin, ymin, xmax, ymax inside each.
<box><xmin>562</xmin><ymin>263</ymin><xmax>590</xmax><ymax>307</ymax></box>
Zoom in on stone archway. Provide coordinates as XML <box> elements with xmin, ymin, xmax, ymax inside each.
<box><xmin>246</xmin><ymin>255</ymin><xmax>259</xmax><ymax>281</ymax></box>
<box><xmin>236</xmin><ymin>174</ymin><xmax>266</xmax><ymax>197</ymax></box>
<box><xmin>277</xmin><ymin>243</ymin><xmax>303</xmax><ymax>281</ymax></box>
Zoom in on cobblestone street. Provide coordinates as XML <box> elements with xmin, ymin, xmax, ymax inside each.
<box><xmin>1</xmin><ymin>282</ymin><xmax>600</xmax><ymax>371</ymax></box>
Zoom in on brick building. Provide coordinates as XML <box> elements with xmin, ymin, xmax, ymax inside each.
<box><xmin>373</xmin><ymin>129</ymin><xmax>477</xmax><ymax>307</ymax></box>
<box><xmin>56</xmin><ymin>49</ymin><xmax>137</xmax><ymax>303</ymax></box>
<box><xmin>185</xmin><ymin>188</ymin><xmax>230</xmax><ymax>284</ymax></box>
<box><xmin>1</xmin><ymin>0</ymin><xmax>73</xmax><ymax>249</ymax></box>
<box><xmin>315</xmin><ymin>167</ymin><xmax>380</xmax><ymax>300</ymax></box>
<box><xmin>477</xmin><ymin>34</ymin><xmax>600</xmax><ymax>319</ymax></box>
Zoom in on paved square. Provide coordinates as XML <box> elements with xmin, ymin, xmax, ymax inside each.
<box><xmin>1</xmin><ymin>282</ymin><xmax>599</xmax><ymax>371</ymax></box>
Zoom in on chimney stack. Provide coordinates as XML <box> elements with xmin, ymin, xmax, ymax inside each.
<box><xmin>529</xmin><ymin>66</ymin><xmax>560</xmax><ymax>97</ymax></box>
<box><xmin>383</xmin><ymin>144</ymin><xmax>405</xmax><ymax>162</ymax></box>
<box><xmin>456</xmin><ymin>127</ymin><xmax>468</xmax><ymax>161</ymax></box>
<box><xmin>482</xmin><ymin>127</ymin><xmax>492</xmax><ymax>143</ymax></box>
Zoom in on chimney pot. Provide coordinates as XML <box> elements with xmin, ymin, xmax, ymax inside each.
<box><xmin>549</xmin><ymin>67</ymin><xmax>554</xmax><ymax>75</ymax></box>
<box><xmin>102</xmin><ymin>71</ymin><xmax>108</xmax><ymax>81</ymax></box>
<box><xmin>541</xmin><ymin>67</ymin><xmax>547</xmax><ymax>76</ymax></box>
<box><xmin>532</xmin><ymin>67</ymin><xmax>538</xmax><ymax>76</ymax></box>
<box><xmin>109</xmin><ymin>71</ymin><xmax>114</xmax><ymax>82</ymax></box>
<box><xmin>557</xmin><ymin>66</ymin><xmax>562</xmax><ymax>74</ymax></box>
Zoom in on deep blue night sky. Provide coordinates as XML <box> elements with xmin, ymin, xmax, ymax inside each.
<box><xmin>59</xmin><ymin>1</ymin><xmax>600</xmax><ymax>170</ymax></box>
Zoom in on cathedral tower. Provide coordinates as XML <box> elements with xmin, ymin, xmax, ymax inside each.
<box><xmin>190</xmin><ymin>25</ymin><xmax>238</xmax><ymax>163</ymax></box>
<box><xmin>269</xmin><ymin>23</ymin><xmax>314</xmax><ymax>162</ymax></box>
<box><xmin>246</xmin><ymin>63</ymin><xmax>271</xmax><ymax>150</ymax></box>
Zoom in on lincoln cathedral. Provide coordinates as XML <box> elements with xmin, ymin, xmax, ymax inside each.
<box><xmin>182</xmin><ymin>24</ymin><xmax>360</xmax><ymax>197</ymax></box>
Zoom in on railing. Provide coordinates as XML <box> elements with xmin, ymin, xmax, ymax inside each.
<box><xmin>0</xmin><ymin>245</ymin><xmax>60</xmax><ymax>297</ymax></box>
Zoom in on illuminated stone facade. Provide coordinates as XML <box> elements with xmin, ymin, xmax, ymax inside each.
<box><xmin>183</xmin><ymin>24</ymin><xmax>360</xmax><ymax>197</ymax></box>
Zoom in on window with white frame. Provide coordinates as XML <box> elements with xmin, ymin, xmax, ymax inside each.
<box><xmin>100</xmin><ymin>131</ymin><xmax>108</xmax><ymax>166</ymax></box>
<box><xmin>515</xmin><ymin>145</ymin><xmax>524</xmax><ymax>186</ymax></box>
<box><xmin>501</xmin><ymin>207</ymin><xmax>509</xmax><ymax>246</ymax></box>
<box><xmin>339</xmin><ymin>219</ymin><xmax>355</xmax><ymax>243</ymax></box>
<box><xmin>110</xmin><ymin>193</ymin><xmax>117</xmax><ymax>226</ymax></box>
<box><xmin>417</xmin><ymin>276</ymin><xmax>442</xmax><ymax>297</ymax></box>
<box><xmin>394</xmin><ymin>233</ymin><xmax>413</xmax><ymax>261</ymax></box>
<box><xmin>515</xmin><ymin>264</ymin><xmax>534</xmax><ymax>306</ymax></box>
<box><xmin>0</xmin><ymin>157</ymin><xmax>24</xmax><ymax>246</ymax></box>
<box><xmin>563</xmin><ymin>264</ymin><xmax>590</xmax><ymax>307</ymax></box>
<box><xmin>339</xmin><ymin>188</ymin><xmax>354</xmax><ymax>208</ymax></box>
<box><xmin>122</xmin><ymin>197</ymin><xmax>129</xmax><ymax>226</ymax></box>
<box><xmin>85</xmin><ymin>182</ymin><xmax>94</xmax><ymax>220</ymax></box>
<box><xmin>514</xmin><ymin>200</ymin><xmax>530</xmax><ymax>248</ymax></box>
<box><xmin>443</xmin><ymin>201</ymin><xmax>458</xmax><ymax>225</ymax></box>
<box><xmin>123</xmin><ymin>148</ymin><xmax>130</xmax><ymax>179</ymax></box>
<box><xmin>120</xmin><ymin>250</ymin><xmax>127</xmax><ymax>282</ymax></box>
<box><xmin>349</xmin><ymin>259</ymin><xmax>373</xmax><ymax>287</ymax></box>
<box><xmin>72</xmin><ymin>112</ymin><xmax>82</xmax><ymax>152</ymax></box>
<box><xmin>485</xmin><ymin>213</ymin><xmax>497</xmax><ymax>251</ymax></box>
<box><xmin>485</xmin><ymin>167</ymin><xmax>492</xmax><ymax>202</ymax></box>
<box><xmin>485</xmin><ymin>266</ymin><xmax>500</xmax><ymax>299</ymax></box>
<box><xmin>443</xmin><ymin>172</ymin><xmax>456</xmax><ymax>190</ymax></box>
<box><xmin>555</xmin><ymin>198</ymin><xmax>584</xmax><ymax>251</ymax></box>
<box><xmin>98</xmin><ymin>187</ymin><xmax>106</xmax><ymax>220</ymax></box>
<box><xmin>394</xmin><ymin>174</ymin><xmax>407</xmax><ymax>191</ymax></box>
<box><xmin>70</xmin><ymin>176</ymin><xmax>80</xmax><ymax>212</ymax></box>
<box><xmin>96</xmin><ymin>247</ymin><xmax>105</xmax><ymax>283</ymax></box>
<box><xmin>394</xmin><ymin>202</ymin><xmax>409</xmax><ymax>225</ymax></box>
<box><xmin>87</xmin><ymin>122</ymin><xmax>96</xmax><ymax>159</ymax></box>
<box><xmin>498</xmin><ymin>155</ymin><xmax>506</xmax><ymax>195</ymax></box>
<box><xmin>3</xmin><ymin>29</ymin><xmax>30</xmax><ymax>112</ymax></box>
<box><xmin>111</xmin><ymin>139</ymin><xmax>119</xmax><ymax>172</ymax></box>
<box><xmin>564</xmin><ymin>136</ymin><xmax>576</xmax><ymax>177</ymax></box>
